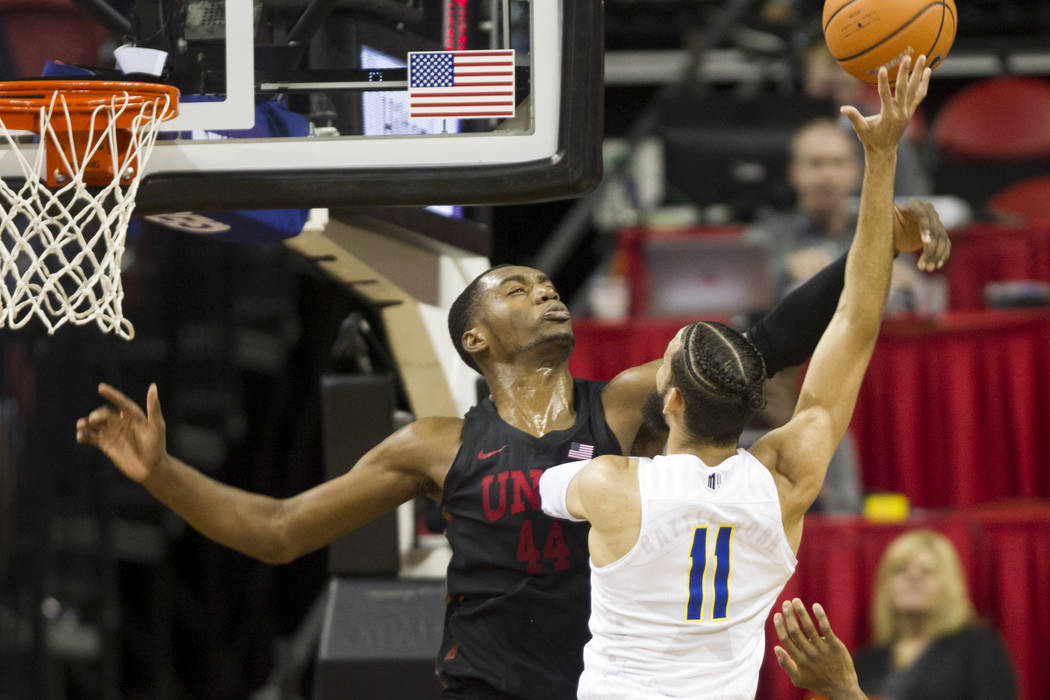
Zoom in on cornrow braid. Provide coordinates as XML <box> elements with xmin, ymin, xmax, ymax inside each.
<box><xmin>670</xmin><ymin>321</ymin><xmax>767</xmax><ymax>445</ymax></box>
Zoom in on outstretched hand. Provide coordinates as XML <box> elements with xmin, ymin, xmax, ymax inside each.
<box><xmin>773</xmin><ymin>599</ymin><xmax>864</xmax><ymax>699</ymax></box>
<box><xmin>842</xmin><ymin>54</ymin><xmax>931</xmax><ymax>152</ymax></box>
<box><xmin>76</xmin><ymin>383</ymin><xmax>167</xmax><ymax>484</ymax></box>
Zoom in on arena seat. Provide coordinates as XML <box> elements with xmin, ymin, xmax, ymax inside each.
<box><xmin>932</xmin><ymin>76</ymin><xmax>1050</xmax><ymax>159</ymax></box>
<box><xmin>988</xmin><ymin>175</ymin><xmax>1050</xmax><ymax>225</ymax></box>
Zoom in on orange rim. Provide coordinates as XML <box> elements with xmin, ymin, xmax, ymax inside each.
<box><xmin>0</xmin><ymin>80</ymin><xmax>179</xmax><ymax>131</ymax></box>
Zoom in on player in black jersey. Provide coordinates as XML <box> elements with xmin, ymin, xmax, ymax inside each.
<box><xmin>75</xmin><ymin>215</ymin><xmax>948</xmax><ymax>699</ymax></box>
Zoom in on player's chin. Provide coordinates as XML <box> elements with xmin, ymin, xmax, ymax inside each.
<box><xmin>528</xmin><ymin>327</ymin><xmax>575</xmax><ymax>355</ymax></box>
<box><xmin>544</xmin><ymin>325</ymin><xmax>575</xmax><ymax>345</ymax></box>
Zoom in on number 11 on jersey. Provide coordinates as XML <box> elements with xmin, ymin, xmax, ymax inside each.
<box><xmin>686</xmin><ymin>525</ymin><xmax>734</xmax><ymax>621</ymax></box>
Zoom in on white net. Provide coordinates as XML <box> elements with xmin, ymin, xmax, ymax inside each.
<box><xmin>0</xmin><ymin>87</ymin><xmax>175</xmax><ymax>340</ymax></box>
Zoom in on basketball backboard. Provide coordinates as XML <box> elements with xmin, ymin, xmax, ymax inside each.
<box><xmin>0</xmin><ymin>0</ymin><xmax>603</xmax><ymax>212</ymax></box>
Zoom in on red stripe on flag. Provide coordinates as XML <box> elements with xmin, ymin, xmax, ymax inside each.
<box><xmin>410</xmin><ymin>101</ymin><xmax>513</xmax><ymax>107</ymax></box>
<box><xmin>453</xmin><ymin>71</ymin><xmax>514</xmax><ymax>77</ymax></box>
<box><xmin>452</xmin><ymin>51</ymin><xmax>514</xmax><ymax>57</ymax></box>
<box><xmin>410</xmin><ymin>112</ymin><xmax>514</xmax><ymax>118</ymax></box>
<box><xmin>412</xmin><ymin>92</ymin><xmax>514</xmax><ymax>98</ymax></box>
<box><xmin>446</xmin><ymin>81</ymin><xmax>513</xmax><ymax>86</ymax></box>
<box><xmin>453</xmin><ymin>61</ymin><xmax>514</xmax><ymax>67</ymax></box>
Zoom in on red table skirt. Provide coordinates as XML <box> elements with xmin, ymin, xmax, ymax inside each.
<box><xmin>944</xmin><ymin>223</ymin><xmax>1050</xmax><ymax>310</ymax></box>
<box><xmin>569</xmin><ymin>309</ymin><xmax>1050</xmax><ymax>508</ymax></box>
<box><xmin>757</xmin><ymin>506</ymin><xmax>1050</xmax><ymax>700</ymax></box>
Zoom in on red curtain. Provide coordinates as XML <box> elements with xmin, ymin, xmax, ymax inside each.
<box><xmin>756</xmin><ymin>506</ymin><xmax>1050</xmax><ymax>700</ymax></box>
<box><xmin>849</xmin><ymin>310</ymin><xmax>1050</xmax><ymax>508</ymax></box>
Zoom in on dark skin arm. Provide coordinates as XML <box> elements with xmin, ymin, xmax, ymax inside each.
<box><xmin>77</xmin><ymin>383</ymin><xmax>461</xmax><ymax>564</ymax></box>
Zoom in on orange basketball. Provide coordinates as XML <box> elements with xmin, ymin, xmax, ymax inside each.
<box><xmin>823</xmin><ymin>0</ymin><xmax>957</xmax><ymax>84</ymax></box>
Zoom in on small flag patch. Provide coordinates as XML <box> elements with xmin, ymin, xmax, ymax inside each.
<box><xmin>408</xmin><ymin>50</ymin><xmax>516</xmax><ymax>119</ymax></box>
<box><xmin>567</xmin><ymin>442</ymin><xmax>594</xmax><ymax>460</ymax></box>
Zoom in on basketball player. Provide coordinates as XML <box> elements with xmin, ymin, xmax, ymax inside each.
<box><xmin>75</xmin><ymin>63</ymin><xmax>945</xmax><ymax>700</ymax></box>
<box><xmin>538</xmin><ymin>55</ymin><xmax>930</xmax><ymax>699</ymax></box>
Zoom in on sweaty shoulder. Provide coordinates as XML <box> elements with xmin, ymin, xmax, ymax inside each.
<box><xmin>371</xmin><ymin>416</ymin><xmax>464</xmax><ymax>498</ymax></box>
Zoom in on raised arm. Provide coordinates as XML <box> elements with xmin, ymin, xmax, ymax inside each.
<box><xmin>751</xmin><ymin>56</ymin><xmax>931</xmax><ymax>545</ymax></box>
<box><xmin>77</xmin><ymin>383</ymin><xmax>459</xmax><ymax>564</ymax></box>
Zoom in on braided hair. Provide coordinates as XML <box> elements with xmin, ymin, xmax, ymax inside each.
<box><xmin>447</xmin><ymin>265</ymin><xmax>510</xmax><ymax>372</ymax></box>
<box><xmin>669</xmin><ymin>321</ymin><xmax>767</xmax><ymax>445</ymax></box>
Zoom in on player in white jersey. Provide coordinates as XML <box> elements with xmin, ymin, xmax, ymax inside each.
<box><xmin>539</xmin><ymin>55</ymin><xmax>936</xmax><ymax>699</ymax></box>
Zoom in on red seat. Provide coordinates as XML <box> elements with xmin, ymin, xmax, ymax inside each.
<box><xmin>988</xmin><ymin>176</ymin><xmax>1050</xmax><ymax>225</ymax></box>
<box><xmin>932</xmin><ymin>77</ymin><xmax>1050</xmax><ymax>159</ymax></box>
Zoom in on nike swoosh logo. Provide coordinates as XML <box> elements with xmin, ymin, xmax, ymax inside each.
<box><xmin>477</xmin><ymin>445</ymin><xmax>508</xmax><ymax>460</ymax></box>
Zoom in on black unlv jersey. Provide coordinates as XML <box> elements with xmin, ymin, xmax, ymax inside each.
<box><xmin>438</xmin><ymin>378</ymin><xmax>623</xmax><ymax>700</ymax></box>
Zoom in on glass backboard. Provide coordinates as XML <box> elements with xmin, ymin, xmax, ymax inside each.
<box><xmin>0</xmin><ymin>0</ymin><xmax>603</xmax><ymax>211</ymax></box>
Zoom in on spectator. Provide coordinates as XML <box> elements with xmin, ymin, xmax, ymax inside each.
<box><xmin>853</xmin><ymin>530</ymin><xmax>1018</xmax><ymax>700</ymax></box>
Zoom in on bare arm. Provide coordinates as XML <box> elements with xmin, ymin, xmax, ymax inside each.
<box><xmin>77</xmin><ymin>383</ymin><xmax>459</xmax><ymax>564</ymax></box>
<box><xmin>751</xmin><ymin>56</ymin><xmax>932</xmax><ymax>543</ymax></box>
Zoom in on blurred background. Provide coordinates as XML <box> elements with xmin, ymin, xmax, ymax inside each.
<box><xmin>2</xmin><ymin>1</ymin><xmax>1049</xmax><ymax>699</ymax></box>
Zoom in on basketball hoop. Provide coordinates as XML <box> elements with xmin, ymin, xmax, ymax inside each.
<box><xmin>0</xmin><ymin>80</ymin><xmax>179</xmax><ymax>340</ymax></box>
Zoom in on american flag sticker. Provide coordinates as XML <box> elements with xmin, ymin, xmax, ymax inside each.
<box><xmin>567</xmin><ymin>442</ymin><xmax>595</xmax><ymax>461</ymax></box>
<box><xmin>407</xmin><ymin>50</ymin><xmax>516</xmax><ymax>120</ymax></box>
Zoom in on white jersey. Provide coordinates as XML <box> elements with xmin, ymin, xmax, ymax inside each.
<box><xmin>578</xmin><ymin>450</ymin><xmax>797</xmax><ymax>700</ymax></box>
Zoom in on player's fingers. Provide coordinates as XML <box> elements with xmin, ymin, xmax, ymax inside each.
<box><xmin>813</xmin><ymin>603</ymin><xmax>838</xmax><ymax>640</ymax></box>
<box><xmin>146</xmin><ymin>383</ymin><xmax>165</xmax><ymax>427</ymax></box>
<box><xmin>792</xmin><ymin>599</ymin><xmax>824</xmax><ymax>644</ymax></box>
<box><xmin>893</xmin><ymin>55</ymin><xmax>912</xmax><ymax>103</ymax></box>
<box><xmin>840</xmin><ymin>105</ymin><xmax>867</xmax><ymax>134</ymax></box>
<box><xmin>773</xmin><ymin>646</ymin><xmax>799</xmax><ymax>677</ymax></box>
<box><xmin>781</xmin><ymin>600</ymin><xmax>818</xmax><ymax>656</ymax></box>
<box><xmin>906</xmin><ymin>54</ymin><xmax>926</xmax><ymax>102</ymax></box>
<box><xmin>937</xmin><ymin>234</ymin><xmax>951</xmax><ymax>268</ymax></box>
<box><xmin>918</xmin><ymin>67</ymin><xmax>932</xmax><ymax>105</ymax></box>
<box><xmin>773</xmin><ymin>612</ymin><xmax>800</xmax><ymax>654</ymax></box>
<box><xmin>86</xmin><ymin>406</ymin><xmax>117</xmax><ymax>425</ymax></box>
<box><xmin>877</xmin><ymin>65</ymin><xmax>892</xmax><ymax>108</ymax></box>
<box><xmin>98</xmin><ymin>383</ymin><xmax>147</xmax><ymax>421</ymax></box>
<box><xmin>76</xmin><ymin>427</ymin><xmax>101</xmax><ymax>445</ymax></box>
<box><xmin>935</xmin><ymin>235</ymin><xmax>951</xmax><ymax>269</ymax></box>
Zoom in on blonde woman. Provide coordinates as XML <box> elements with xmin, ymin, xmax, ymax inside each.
<box><xmin>854</xmin><ymin>530</ymin><xmax>1017</xmax><ymax>699</ymax></box>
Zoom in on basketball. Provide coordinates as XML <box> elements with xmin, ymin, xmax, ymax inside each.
<box><xmin>823</xmin><ymin>0</ymin><xmax>957</xmax><ymax>84</ymax></box>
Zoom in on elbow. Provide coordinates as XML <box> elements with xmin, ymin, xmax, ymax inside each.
<box><xmin>259</xmin><ymin>543</ymin><xmax>295</xmax><ymax>566</ymax></box>
<box><xmin>259</xmin><ymin>502</ymin><xmax>299</xmax><ymax>565</ymax></box>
